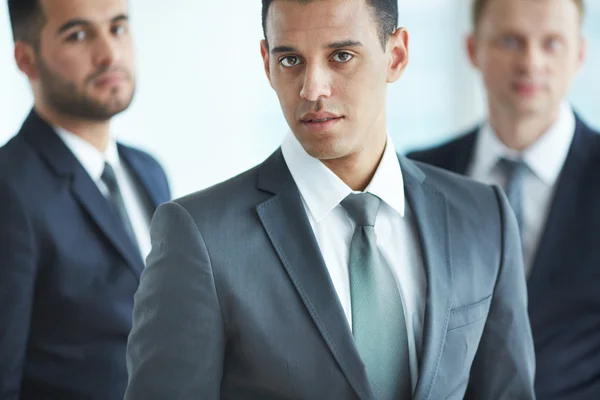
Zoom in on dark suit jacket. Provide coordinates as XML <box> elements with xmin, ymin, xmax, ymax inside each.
<box><xmin>0</xmin><ymin>110</ymin><xmax>171</xmax><ymax>400</ymax></box>
<box><xmin>408</xmin><ymin>115</ymin><xmax>600</xmax><ymax>400</ymax></box>
<box><xmin>125</xmin><ymin>149</ymin><xmax>535</xmax><ymax>399</ymax></box>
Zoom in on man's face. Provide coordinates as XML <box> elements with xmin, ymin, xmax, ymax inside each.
<box><xmin>468</xmin><ymin>0</ymin><xmax>585</xmax><ymax>118</ymax></box>
<box><xmin>261</xmin><ymin>0</ymin><xmax>408</xmax><ymax>161</ymax></box>
<box><xmin>31</xmin><ymin>0</ymin><xmax>135</xmax><ymax>121</ymax></box>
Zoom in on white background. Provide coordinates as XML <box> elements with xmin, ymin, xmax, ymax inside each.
<box><xmin>1</xmin><ymin>1</ymin><xmax>599</xmax><ymax>198</ymax></box>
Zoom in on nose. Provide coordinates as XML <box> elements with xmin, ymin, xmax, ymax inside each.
<box><xmin>299</xmin><ymin>64</ymin><xmax>332</xmax><ymax>102</ymax></box>
<box><xmin>518</xmin><ymin>43</ymin><xmax>545</xmax><ymax>75</ymax></box>
<box><xmin>93</xmin><ymin>32</ymin><xmax>119</xmax><ymax>69</ymax></box>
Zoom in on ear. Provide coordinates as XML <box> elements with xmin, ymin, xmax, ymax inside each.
<box><xmin>576</xmin><ymin>35</ymin><xmax>587</xmax><ymax>72</ymax></box>
<box><xmin>260</xmin><ymin>39</ymin><xmax>272</xmax><ymax>86</ymax></box>
<box><xmin>466</xmin><ymin>33</ymin><xmax>480</xmax><ymax>69</ymax></box>
<box><xmin>14</xmin><ymin>41</ymin><xmax>39</xmax><ymax>81</ymax></box>
<box><xmin>386</xmin><ymin>27</ymin><xmax>409</xmax><ymax>83</ymax></box>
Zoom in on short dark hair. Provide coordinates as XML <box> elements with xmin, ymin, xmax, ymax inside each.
<box><xmin>261</xmin><ymin>0</ymin><xmax>398</xmax><ymax>48</ymax></box>
<box><xmin>472</xmin><ymin>0</ymin><xmax>585</xmax><ymax>32</ymax></box>
<box><xmin>7</xmin><ymin>0</ymin><xmax>46</xmax><ymax>46</ymax></box>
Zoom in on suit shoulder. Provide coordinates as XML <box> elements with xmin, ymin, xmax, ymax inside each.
<box><xmin>118</xmin><ymin>143</ymin><xmax>170</xmax><ymax>196</ymax></box>
<box><xmin>0</xmin><ymin>133</ymin><xmax>30</xmax><ymax>162</ymax></box>
<box><xmin>577</xmin><ymin>118</ymin><xmax>600</xmax><ymax>148</ymax></box>
<box><xmin>409</xmin><ymin>158</ymin><xmax>499</xmax><ymax>216</ymax></box>
<box><xmin>118</xmin><ymin>143</ymin><xmax>164</xmax><ymax>169</ymax></box>
<box><xmin>173</xmin><ymin>163</ymin><xmax>263</xmax><ymax>217</ymax></box>
<box><xmin>406</xmin><ymin>128</ymin><xmax>478</xmax><ymax>166</ymax></box>
<box><xmin>0</xmin><ymin>134</ymin><xmax>42</xmax><ymax>185</ymax></box>
<box><xmin>413</xmin><ymin>158</ymin><xmax>491</xmax><ymax>193</ymax></box>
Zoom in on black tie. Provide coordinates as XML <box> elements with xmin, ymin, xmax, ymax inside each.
<box><xmin>101</xmin><ymin>162</ymin><xmax>139</xmax><ymax>253</ymax></box>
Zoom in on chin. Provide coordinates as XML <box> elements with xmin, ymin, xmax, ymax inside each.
<box><xmin>299</xmin><ymin>138</ymin><xmax>351</xmax><ymax>161</ymax></box>
<box><xmin>512</xmin><ymin>102</ymin><xmax>548</xmax><ymax>117</ymax></box>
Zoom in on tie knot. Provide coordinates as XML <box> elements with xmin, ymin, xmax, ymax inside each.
<box><xmin>341</xmin><ymin>193</ymin><xmax>381</xmax><ymax>227</ymax></box>
<box><xmin>101</xmin><ymin>162</ymin><xmax>118</xmax><ymax>191</ymax></box>
<box><xmin>497</xmin><ymin>157</ymin><xmax>526</xmax><ymax>179</ymax></box>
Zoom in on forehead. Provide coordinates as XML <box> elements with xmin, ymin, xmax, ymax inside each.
<box><xmin>265</xmin><ymin>0</ymin><xmax>378</xmax><ymax>47</ymax></box>
<box><xmin>479</xmin><ymin>0</ymin><xmax>580</xmax><ymax>34</ymax></box>
<box><xmin>40</xmin><ymin>0</ymin><xmax>128</xmax><ymax>25</ymax></box>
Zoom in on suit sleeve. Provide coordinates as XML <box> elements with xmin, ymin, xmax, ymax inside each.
<box><xmin>0</xmin><ymin>180</ymin><xmax>38</xmax><ymax>399</ymax></box>
<box><xmin>465</xmin><ymin>186</ymin><xmax>536</xmax><ymax>399</ymax></box>
<box><xmin>125</xmin><ymin>201</ymin><xmax>225</xmax><ymax>400</ymax></box>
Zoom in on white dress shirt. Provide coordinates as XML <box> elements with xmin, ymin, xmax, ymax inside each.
<box><xmin>468</xmin><ymin>102</ymin><xmax>575</xmax><ymax>272</ymax></box>
<box><xmin>56</xmin><ymin>128</ymin><xmax>152</xmax><ymax>260</ymax></box>
<box><xmin>281</xmin><ymin>132</ymin><xmax>427</xmax><ymax>390</ymax></box>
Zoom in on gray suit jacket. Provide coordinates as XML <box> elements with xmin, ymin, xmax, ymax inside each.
<box><xmin>125</xmin><ymin>150</ymin><xmax>535</xmax><ymax>400</ymax></box>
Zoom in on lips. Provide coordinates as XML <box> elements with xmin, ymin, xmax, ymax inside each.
<box><xmin>513</xmin><ymin>82</ymin><xmax>542</xmax><ymax>95</ymax></box>
<box><xmin>299</xmin><ymin>114</ymin><xmax>344</xmax><ymax>133</ymax></box>
<box><xmin>300</xmin><ymin>111</ymin><xmax>343</xmax><ymax>123</ymax></box>
<box><xmin>303</xmin><ymin>117</ymin><xmax>342</xmax><ymax>123</ymax></box>
<box><xmin>94</xmin><ymin>74</ymin><xmax>123</xmax><ymax>86</ymax></box>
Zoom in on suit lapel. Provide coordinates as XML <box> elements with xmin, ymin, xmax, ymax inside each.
<box><xmin>450</xmin><ymin>129</ymin><xmax>478</xmax><ymax>175</ymax></box>
<box><xmin>70</xmin><ymin>168</ymin><xmax>145</xmax><ymax>278</ymax></box>
<box><xmin>399</xmin><ymin>157</ymin><xmax>453</xmax><ymax>400</ymax></box>
<box><xmin>527</xmin><ymin>118</ymin><xmax>595</xmax><ymax>296</ymax></box>
<box><xmin>20</xmin><ymin>110</ymin><xmax>145</xmax><ymax>279</ymax></box>
<box><xmin>118</xmin><ymin>144</ymin><xmax>164</xmax><ymax>209</ymax></box>
<box><xmin>255</xmin><ymin>150</ymin><xmax>374</xmax><ymax>400</ymax></box>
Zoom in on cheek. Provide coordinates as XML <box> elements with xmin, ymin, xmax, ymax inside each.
<box><xmin>478</xmin><ymin>50</ymin><xmax>512</xmax><ymax>76</ymax></box>
<box><xmin>549</xmin><ymin>62</ymin><xmax>574</xmax><ymax>91</ymax></box>
<box><xmin>482</xmin><ymin>59</ymin><xmax>513</xmax><ymax>86</ymax></box>
<box><xmin>49</xmin><ymin>52</ymin><xmax>90</xmax><ymax>83</ymax></box>
<box><xmin>120</xmin><ymin>40</ymin><xmax>136</xmax><ymax>68</ymax></box>
<box><xmin>337</xmin><ymin>62</ymin><xmax>384</xmax><ymax>105</ymax></box>
<box><xmin>552</xmin><ymin>55</ymin><xmax>576</xmax><ymax>75</ymax></box>
<box><xmin>272</xmin><ymin>74</ymin><xmax>301</xmax><ymax>113</ymax></box>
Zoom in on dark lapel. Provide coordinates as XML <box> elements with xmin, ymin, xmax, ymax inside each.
<box><xmin>20</xmin><ymin>110</ymin><xmax>145</xmax><ymax>279</ymax></box>
<box><xmin>399</xmin><ymin>156</ymin><xmax>453</xmax><ymax>400</ymax></box>
<box><xmin>410</xmin><ymin>128</ymin><xmax>479</xmax><ymax>175</ymax></box>
<box><xmin>255</xmin><ymin>150</ymin><xmax>374</xmax><ymax>400</ymax></box>
<box><xmin>527</xmin><ymin>116</ymin><xmax>598</xmax><ymax>295</ymax></box>
<box><xmin>447</xmin><ymin>129</ymin><xmax>478</xmax><ymax>175</ymax></box>
<box><xmin>118</xmin><ymin>144</ymin><xmax>164</xmax><ymax>209</ymax></box>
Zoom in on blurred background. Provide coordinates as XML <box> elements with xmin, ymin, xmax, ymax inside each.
<box><xmin>1</xmin><ymin>0</ymin><xmax>599</xmax><ymax>198</ymax></box>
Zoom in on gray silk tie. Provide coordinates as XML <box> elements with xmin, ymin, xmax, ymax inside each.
<box><xmin>101</xmin><ymin>162</ymin><xmax>140</xmax><ymax>254</ymax></box>
<box><xmin>341</xmin><ymin>193</ymin><xmax>411</xmax><ymax>400</ymax></box>
<box><xmin>498</xmin><ymin>158</ymin><xmax>526</xmax><ymax>236</ymax></box>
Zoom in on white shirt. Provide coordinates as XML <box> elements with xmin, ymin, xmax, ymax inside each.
<box><xmin>468</xmin><ymin>102</ymin><xmax>575</xmax><ymax>272</ymax></box>
<box><xmin>281</xmin><ymin>132</ymin><xmax>427</xmax><ymax>390</ymax></box>
<box><xmin>56</xmin><ymin>128</ymin><xmax>152</xmax><ymax>260</ymax></box>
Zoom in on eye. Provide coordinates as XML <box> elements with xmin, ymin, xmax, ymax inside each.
<box><xmin>66</xmin><ymin>30</ymin><xmax>86</xmax><ymax>42</ymax></box>
<box><xmin>279</xmin><ymin>56</ymin><xmax>302</xmax><ymax>67</ymax></box>
<box><xmin>545</xmin><ymin>38</ymin><xmax>563</xmax><ymax>51</ymax></box>
<box><xmin>331</xmin><ymin>52</ymin><xmax>354</xmax><ymax>63</ymax></box>
<box><xmin>112</xmin><ymin>24</ymin><xmax>127</xmax><ymax>36</ymax></box>
<box><xmin>500</xmin><ymin>36</ymin><xmax>521</xmax><ymax>50</ymax></box>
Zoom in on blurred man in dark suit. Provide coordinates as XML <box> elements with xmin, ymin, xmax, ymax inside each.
<box><xmin>0</xmin><ymin>0</ymin><xmax>170</xmax><ymax>398</ymax></box>
<box><xmin>408</xmin><ymin>0</ymin><xmax>599</xmax><ymax>398</ymax></box>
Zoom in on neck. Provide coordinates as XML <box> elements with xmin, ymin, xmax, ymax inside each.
<box><xmin>34</xmin><ymin>103</ymin><xmax>111</xmax><ymax>153</ymax></box>
<box><xmin>488</xmin><ymin>104</ymin><xmax>561</xmax><ymax>151</ymax></box>
<box><xmin>321</xmin><ymin>130</ymin><xmax>388</xmax><ymax>192</ymax></box>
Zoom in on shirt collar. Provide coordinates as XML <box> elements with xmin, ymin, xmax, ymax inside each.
<box><xmin>55</xmin><ymin>126</ymin><xmax>120</xmax><ymax>182</ymax></box>
<box><xmin>472</xmin><ymin>101</ymin><xmax>575</xmax><ymax>186</ymax></box>
<box><xmin>281</xmin><ymin>131</ymin><xmax>405</xmax><ymax>223</ymax></box>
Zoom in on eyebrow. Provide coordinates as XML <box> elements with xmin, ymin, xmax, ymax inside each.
<box><xmin>327</xmin><ymin>40</ymin><xmax>363</xmax><ymax>49</ymax></box>
<box><xmin>270</xmin><ymin>39</ymin><xmax>363</xmax><ymax>55</ymax></box>
<box><xmin>56</xmin><ymin>14</ymin><xmax>129</xmax><ymax>35</ymax></box>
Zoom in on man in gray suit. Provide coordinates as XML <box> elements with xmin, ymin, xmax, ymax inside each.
<box><xmin>125</xmin><ymin>0</ymin><xmax>536</xmax><ymax>399</ymax></box>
